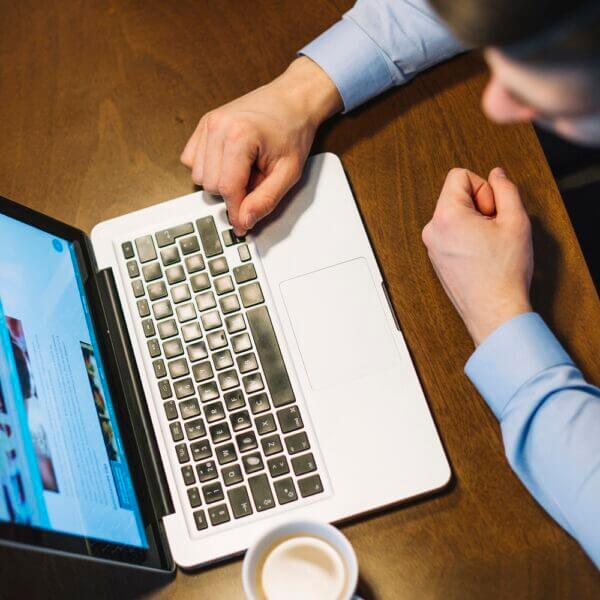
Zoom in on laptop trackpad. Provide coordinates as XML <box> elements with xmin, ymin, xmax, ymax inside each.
<box><xmin>280</xmin><ymin>258</ymin><xmax>398</xmax><ymax>390</ymax></box>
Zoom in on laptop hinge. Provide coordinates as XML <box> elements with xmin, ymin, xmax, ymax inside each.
<box><xmin>91</xmin><ymin>267</ymin><xmax>174</xmax><ymax>520</ymax></box>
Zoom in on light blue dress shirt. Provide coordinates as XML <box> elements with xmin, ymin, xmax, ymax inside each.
<box><xmin>301</xmin><ymin>1</ymin><xmax>600</xmax><ymax>568</ymax></box>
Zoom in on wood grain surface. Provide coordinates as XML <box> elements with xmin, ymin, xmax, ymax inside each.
<box><xmin>0</xmin><ymin>1</ymin><xmax>598</xmax><ymax>598</ymax></box>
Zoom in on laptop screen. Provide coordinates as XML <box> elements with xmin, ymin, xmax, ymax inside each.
<box><xmin>0</xmin><ymin>212</ymin><xmax>147</xmax><ymax>549</ymax></box>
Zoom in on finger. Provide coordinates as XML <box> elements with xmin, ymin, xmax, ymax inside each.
<box><xmin>436</xmin><ymin>168</ymin><xmax>495</xmax><ymax>217</ymax></box>
<box><xmin>218</xmin><ymin>141</ymin><xmax>257</xmax><ymax>236</ymax></box>
<box><xmin>201</xmin><ymin>130</ymin><xmax>225</xmax><ymax>193</ymax></box>
<box><xmin>191</xmin><ymin>120</ymin><xmax>208</xmax><ymax>184</ymax></box>
<box><xmin>488</xmin><ymin>167</ymin><xmax>527</xmax><ymax>220</ymax></box>
<box><xmin>238</xmin><ymin>159</ymin><xmax>301</xmax><ymax>231</ymax></box>
<box><xmin>181</xmin><ymin>119</ymin><xmax>205</xmax><ymax>168</ymax></box>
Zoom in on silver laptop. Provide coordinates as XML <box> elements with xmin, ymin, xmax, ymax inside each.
<box><xmin>0</xmin><ymin>152</ymin><xmax>449</xmax><ymax>571</ymax></box>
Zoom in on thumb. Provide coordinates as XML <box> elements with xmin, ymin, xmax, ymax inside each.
<box><xmin>238</xmin><ymin>159</ymin><xmax>301</xmax><ymax>230</ymax></box>
<box><xmin>488</xmin><ymin>167</ymin><xmax>526</xmax><ymax>220</ymax></box>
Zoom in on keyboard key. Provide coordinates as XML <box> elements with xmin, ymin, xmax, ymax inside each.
<box><xmin>233</xmin><ymin>263</ymin><xmax>257</xmax><ymax>284</ymax></box>
<box><xmin>202</xmin><ymin>481</ymin><xmax>224</xmax><ymax>504</ymax></box>
<box><xmin>205</xmin><ymin>401</ymin><xmax>225</xmax><ymax>423</ymax></box>
<box><xmin>163</xmin><ymin>399</ymin><xmax>177</xmax><ymax>419</ymax></box>
<box><xmin>237</xmin><ymin>352</ymin><xmax>258</xmax><ymax>374</ymax></box>
<box><xmin>208</xmin><ymin>504</ymin><xmax>230</xmax><ymax>526</ymax></box>
<box><xmin>169</xmin><ymin>358</ymin><xmax>190</xmax><ymax>379</ymax></box>
<box><xmin>185</xmin><ymin>418</ymin><xmax>206</xmax><ymax>440</ymax></box>
<box><xmin>238</xmin><ymin>244</ymin><xmax>251</xmax><ymax>262</ymax></box>
<box><xmin>176</xmin><ymin>302</ymin><xmax>196</xmax><ymax>323</ymax></box>
<box><xmin>179</xmin><ymin>398</ymin><xmax>201</xmax><ymax>419</ymax></box>
<box><xmin>160</xmin><ymin>246</ymin><xmax>180</xmax><ymax>266</ymax></box>
<box><xmin>247</xmin><ymin>306</ymin><xmax>295</xmax><ymax>408</ymax></box>
<box><xmin>142</xmin><ymin>262</ymin><xmax>162</xmax><ymax>282</ymax></box>
<box><xmin>142</xmin><ymin>319</ymin><xmax>156</xmax><ymax>338</ymax></box>
<box><xmin>196</xmin><ymin>291</ymin><xmax>216</xmax><ymax>313</ymax></box>
<box><xmin>185</xmin><ymin>254</ymin><xmax>205</xmax><ymax>274</ymax></box>
<box><xmin>157</xmin><ymin>318</ymin><xmax>178</xmax><ymax>339</ymax></box>
<box><xmin>224</xmin><ymin>389</ymin><xmax>245</xmax><ymax>411</ymax></box>
<box><xmin>196</xmin><ymin>216</ymin><xmax>223</xmax><ymax>257</ymax></box>
<box><xmin>132</xmin><ymin>280</ymin><xmax>145</xmax><ymax>298</ymax></box>
<box><xmin>193</xmin><ymin>509</ymin><xmax>208</xmax><ymax>530</ymax></box>
<box><xmin>292</xmin><ymin>453</ymin><xmax>317</xmax><ymax>476</ymax></box>
<box><xmin>147</xmin><ymin>338</ymin><xmax>161</xmax><ymax>357</ymax></box>
<box><xmin>298</xmin><ymin>474</ymin><xmax>324</xmax><ymax>498</ymax></box>
<box><xmin>196</xmin><ymin>460</ymin><xmax>217</xmax><ymax>482</ymax></box>
<box><xmin>153</xmin><ymin>359</ymin><xmax>167</xmax><ymax>378</ymax></box>
<box><xmin>127</xmin><ymin>260</ymin><xmax>140</xmax><ymax>278</ymax></box>
<box><xmin>180</xmin><ymin>235</ymin><xmax>200</xmax><ymax>255</ymax></box>
<box><xmin>201</xmin><ymin>310</ymin><xmax>222</xmax><ymax>331</ymax></box>
<box><xmin>208</xmin><ymin>256</ymin><xmax>229</xmax><ymax>276</ymax></box>
<box><xmin>231</xmin><ymin>332</ymin><xmax>252</xmax><ymax>354</ymax></box>
<box><xmin>192</xmin><ymin>360</ymin><xmax>213</xmax><ymax>382</ymax></box>
<box><xmin>148</xmin><ymin>281</ymin><xmax>167</xmax><ymax>300</ymax></box>
<box><xmin>210</xmin><ymin>422</ymin><xmax>231</xmax><ymax>444</ymax></box>
<box><xmin>122</xmin><ymin>241</ymin><xmax>134</xmax><ymax>259</ymax></box>
<box><xmin>207</xmin><ymin>330</ymin><xmax>227</xmax><ymax>350</ymax></box>
<box><xmin>159</xmin><ymin>381</ymin><xmax>173</xmax><ymax>401</ymax></box>
<box><xmin>187</xmin><ymin>341</ymin><xmax>209</xmax><ymax>362</ymax></box>
<box><xmin>218</xmin><ymin>369</ymin><xmax>239</xmax><ymax>391</ymax></box>
<box><xmin>285</xmin><ymin>431</ymin><xmax>310</xmax><ymax>455</ymax></box>
<box><xmin>225</xmin><ymin>314</ymin><xmax>246</xmax><ymax>334</ymax></box>
<box><xmin>216</xmin><ymin>443</ymin><xmax>237</xmax><ymax>465</ymax></box>
<box><xmin>190</xmin><ymin>439</ymin><xmax>211</xmax><ymax>462</ymax></box>
<box><xmin>214</xmin><ymin>275</ymin><xmax>234</xmax><ymax>295</ymax></box>
<box><xmin>198</xmin><ymin>381</ymin><xmax>219</xmax><ymax>402</ymax></box>
<box><xmin>249</xmin><ymin>393</ymin><xmax>270</xmax><ymax>415</ymax></box>
<box><xmin>236</xmin><ymin>431</ymin><xmax>258</xmax><ymax>453</ymax></box>
<box><xmin>135</xmin><ymin>235</ymin><xmax>157</xmax><ymax>263</ymax></box>
<box><xmin>166</xmin><ymin>264</ymin><xmax>186</xmax><ymax>285</ymax></box>
<box><xmin>267</xmin><ymin>456</ymin><xmax>289</xmax><ymax>478</ymax></box>
<box><xmin>274</xmin><ymin>477</ymin><xmax>298</xmax><ymax>505</ymax></box>
<box><xmin>169</xmin><ymin>421</ymin><xmax>184</xmax><ymax>442</ymax></box>
<box><xmin>222</xmin><ymin>228</ymin><xmax>245</xmax><ymax>247</ymax></box>
<box><xmin>228</xmin><ymin>486</ymin><xmax>253</xmax><ymax>519</ymax></box>
<box><xmin>191</xmin><ymin>273</ymin><xmax>211</xmax><ymax>293</ymax></box>
<box><xmin>212</xmin><ymin>349</ymin><xmax>233</xmax><ymax>370</ymax></box>
<box><xmin>240</xmin><ymin>282</ymin><xmax>264</xmax><ymax>307</ymax></box>
<box><xmin>248</xmin><ymin>474</ymin><xmax>275</xmax><ymax>511</ymax></box>
<box><xmin>242</xmin><ymin>372</ymin><xmax>264</xmax><ymax>394</ymax></box>
<box><xmin>261</xmin><ymin>434</ymin><xmax>282</xmax><ymax>456</ymax></box>
<box><xmin>181</xmin><ymin>465</ymin><xmax>195</xmax><ymax>485</ymax></box>
<box><xmin>277</xmin><ymin>406</ymin><xmax>303</xmax><ymax>434</ymax></box>
<box><xmin>220</xmin><ymin>294</ymin><xmax>240</xmax><ymax>315</ymax></box>
<box><xmin>182</xmin><ymin>321</ymin><xmax>203</xmax><ymax>342</ymax></box>
<box><xmin>255</xmin><ymin>413</ymin><xmax>276</xmax><ymax>436</ymax></box>
<box><xmin>230</xmin><ymin>410</ymin><xmax>251</xmax><ymax>432</ymax></box>
<box><xmin>175</xmin><ymin>443</ymin><xmax>190</xmax><ymax>464</ymax></box>
<box><xmin>242</xmin><ymin>452</ymin><xmax>264</xmax><ymax>474</ymax></box>
<box><xmin>155</xmin><ymin>222</ymin><xmax>194</xmax><ymax>247</ymax></box>
<box><xmin>137</xmin><ymin>299</ymin><xmax>150</xmax><ymax>317</ymax></box>
<box><xmin>187</xmin><ymin>486</ymin><xmax>202</xmax><ymax>508</ymax></box>
<box><xmin>221</xmin><ymin>464</ymin><xmax>243</xmax><ymax>487</ymax></box>
<box><xmin>153</xmin><ymin>299</ymin><xmax>173</xmax><ymax>320</ymax></box>
<box><xmin>163</xmin><ymin>338</ymin><xmax>183</xmax><ymax>358</ymax></box>
<box><xmin>171</xmin><ymin>283</ymin><xmax>191</xmax><ymax>303</ymax></box>
<box><xmin>174</xmin><ymin>379</ymin><xmax>194</xmax><ymax>399</ymax></box>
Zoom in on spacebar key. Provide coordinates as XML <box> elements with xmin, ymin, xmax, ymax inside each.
<box><xmin>247</xmin><ymin>306</ymin><xmax>295</xmax><ymax>408</ymax></box>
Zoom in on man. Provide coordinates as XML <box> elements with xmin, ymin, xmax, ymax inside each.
<box><xmin>181</xmin><ymin>1</ymin><xmax>600</xmax><ymax>567</ymax></box>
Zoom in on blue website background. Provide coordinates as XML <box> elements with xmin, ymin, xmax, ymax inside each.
<box><xmin>0</xmin><ymin>212</ymin><xmax>147</xmax><ymax>548</ymax></box>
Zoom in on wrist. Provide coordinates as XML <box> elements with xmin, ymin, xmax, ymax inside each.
<box><xmin>467</xmin><ymin>299</ymin><xmax>532</xmax><ymax>347</ymax></box>
<box><xmin>275</xmin><ymin>57</ymin><xmax>343</xmax><ymax>128</ymax></box>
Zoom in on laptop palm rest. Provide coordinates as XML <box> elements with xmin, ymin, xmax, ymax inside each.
<box><xmin>280</xmin><ymin>258</ymin><xmax>399</xmax><ymax>391</ymax></box>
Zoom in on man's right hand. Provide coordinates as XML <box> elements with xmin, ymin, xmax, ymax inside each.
<box><xmin>181</xmin><ymin>57</ymin><xmax>342</xmax><ymax>236</ymax></box>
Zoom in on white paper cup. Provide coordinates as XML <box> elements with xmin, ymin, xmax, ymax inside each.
<box><xmin>242</xmin><ymin>520</ymin><xmax>359</xmax><ymax>600</ymax></box>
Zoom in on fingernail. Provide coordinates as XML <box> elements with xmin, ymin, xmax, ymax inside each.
<box><xmin>495</xmin><ymin>167</ymin><xmax>506</xmax><ymax>178</ymax></box>
<box><xmin>244</xmin><ymin>213</ymin><xmax>256</xmax><ymax>230</ymax></box>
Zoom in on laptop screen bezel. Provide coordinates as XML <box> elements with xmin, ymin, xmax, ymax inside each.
<box><xmin>0</xmin><ymin>195</ymin><xmax>173</xmax><ymax>572</ymax></box>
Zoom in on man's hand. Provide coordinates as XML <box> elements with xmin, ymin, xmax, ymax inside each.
<box><xmin>181</xmin><ymin>57</ymin><xmax>342</xmax><ymax>236</ymax></box>
<box><xmin>422</xmin><ymin>167</ymin><xmax>534</xmax><ymax>345</ymax></box>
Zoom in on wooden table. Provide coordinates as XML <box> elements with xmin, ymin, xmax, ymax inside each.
<box><xmin>1</xmin><ymin>1</ymin><xmax>598</xmax><ymax>598</ymax></box>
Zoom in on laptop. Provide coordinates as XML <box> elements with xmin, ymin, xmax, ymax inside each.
<box><xmin>0</xmin><ymin>153</ymin><xmax>450</xmax><ymax>572</ymax></box>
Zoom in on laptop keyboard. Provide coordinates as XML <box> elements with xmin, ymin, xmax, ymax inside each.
<box><xmin>120</xmin><ymin>217</ymin><xmax>324</xmax><ymax>532</ymax></box>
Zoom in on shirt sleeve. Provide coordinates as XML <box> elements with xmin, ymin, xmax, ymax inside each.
<box><xmin>465</xmin><ymin>312</ymin><xmax>600</xmax><ymax>568</ymax></box>
<box><xmin>299</xmin><ymin>0</ymin><xmax>463</xmax><ymax>112</ymax></box>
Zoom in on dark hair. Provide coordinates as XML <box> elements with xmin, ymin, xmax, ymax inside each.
<box><xmin>429</xmin><ymin>0</ymin><xmax>600</xmax><ymax>67</ymax></box>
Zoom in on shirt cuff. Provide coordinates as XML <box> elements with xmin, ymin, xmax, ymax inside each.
<box><xmin>299</xmin><ymin>19</ymin><xmax>395</xmax><ymax>112</ymax></box>
<box><xmin>465</xmin><ymin>313</ymin><xmax>574</xmax><ymax>420</ymax></box>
